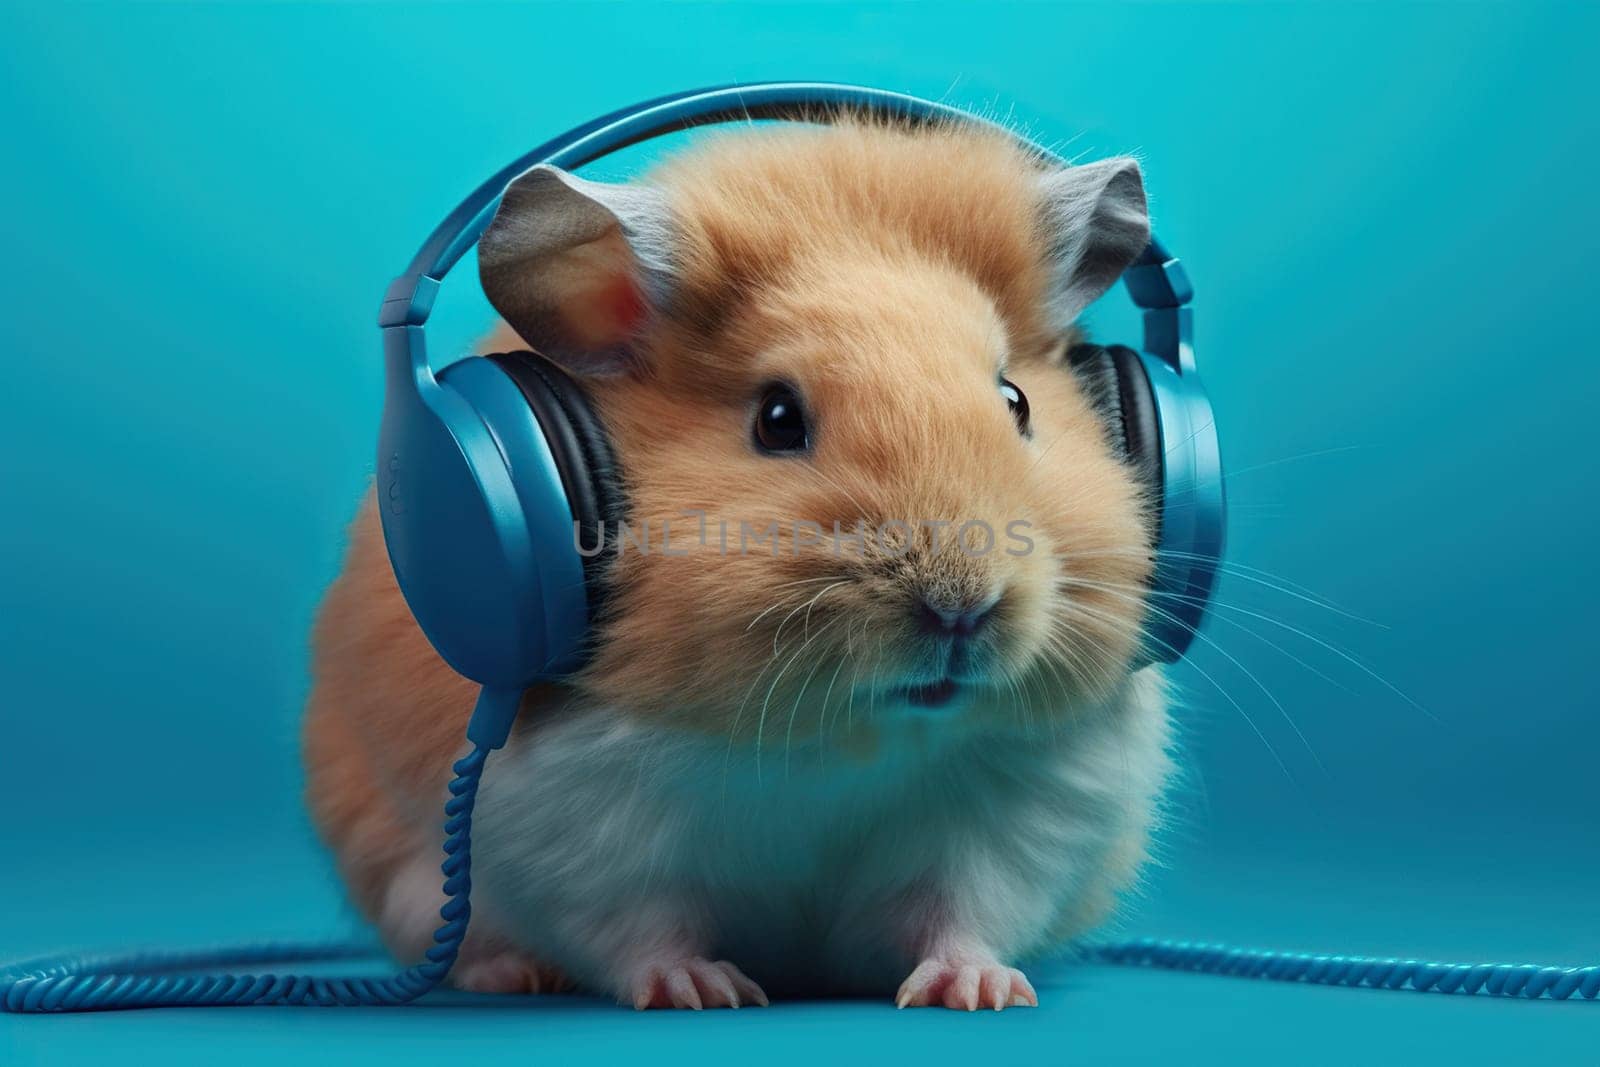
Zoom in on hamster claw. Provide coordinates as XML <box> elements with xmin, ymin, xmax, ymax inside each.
<box><xmin>628</xmin><ymin>957</ymin><xmax>769</xmax><ymax>1010</ymax></box>
<box><xmin>895</xmin><ymin>958</ymin><xmax>1037</xmax><ymax>1011</ymax></box>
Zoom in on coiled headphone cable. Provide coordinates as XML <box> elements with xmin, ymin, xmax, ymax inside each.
<box><xmin>2</xmin><ymin>743</ymin><xmax>489</xmax><ymax>1012</ymax></box>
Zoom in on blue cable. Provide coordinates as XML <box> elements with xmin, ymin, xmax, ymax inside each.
<box><xmin>4</xmin><ymin>683</ymin><xmax>1597</xmax><ymax>1010</ymax></box>
<box><xmin>1</xmin><ymin>744</ymin><xmax>491</xmax><ymax>1013</ymax></box>
<box><xmin>1081</xmin><ymin>939</ymin><xmax>1600</xmax><ymax>1002</ymax></box>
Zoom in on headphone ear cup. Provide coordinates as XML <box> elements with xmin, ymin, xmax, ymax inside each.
<box><xmin>380</xmin><ymin>354</ymin><xmax>590</xmax><ymax>686</ymax></box>
<box><xmin>1066</xmin><ymin>342</ymin><xmax>1164</xmax><ymax>521</ymax></box>
<box><xmin>1067</xmin><ymin>339</ymin><xmax>1226</xmax><ymax>666</ymax></box>
<box><xmin>485</xmin><ymin>351</ymin><xmax>625</xmax><ymax>605</ymax></box>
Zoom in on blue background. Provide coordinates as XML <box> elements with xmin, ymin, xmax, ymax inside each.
<box><xmin>3</xmin><ymin>2</ymin><xmax>1596</xmax><ymax>1062</ymax></box>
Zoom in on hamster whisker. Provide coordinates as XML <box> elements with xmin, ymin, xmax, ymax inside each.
<box><xmin>1030</xmin><ymin>629</ymin><xmax>1121</xmax><ymax>744</ymax></box>
<box><xmin>1081</xmin><ymin>569</ymin><xmax>1430</xmax><ymax>725</ymax></box>
<box><xmin>771</xmin><ymin>580</ymin><xmax>850</xmax><ymax>654</ymax></box>
<box><xmin>843</xmin><ymin>624</ymin><xmax>861</xmax><ymax>737</ymax></box>
<box><xmin>1031</xmin><ymin>625</ymin><xmax>1107</xmax><ymax>714</ymax></box>
<box><xmin>1046</xmin><ymin>574</ymin><xmax>1147</xmax><ymax>632</ymax></box>
<box><xmin>1000</xmin><ymin>669</ymin><xmax>1030</xmax><ymax>738</ymax></box>
<box><xmin>1211</xmin><ymin>444</ymin><xmax>1370</xmax><ymax>483</ymax></box>
<box><xmin>1004</xmin><ymin>662</ymin><xmax>1043</xmax><ymax>739</ymax></box>
<box><xmin>1030</xmin><ymin>620</ymin><xmax>1132</xmax><ymax>764</ymax></box>
<box><xmin>1025</xmin><ymin>641</ymin><xmax>1082</xmax><ymax>722</ymax></box>
<box><xmin>1021</xmin><ymin>654</ymin><xmax>1081</xmax><ymax>736</ymax></box>
<box><xmin>989</xmin><ymin>658</ymin><xmax>1034</xmax><ymax>736</ymax></box>
<box><xmin>1200</xmin><ymin>608</ymin><xmax>1362</xmax><ymax>699</ymax></box>
<box><xmin>1060</xmin><ymin>546</ymin><xmax>1384</xmax><ymax>628</ymax></box>
<box><xmin>1054</xmin><ymin>594</ymin><xmax>1295</xmax><ymax>780</ymax></box>
<box><xmin>744</xmin><ymin>590</ymin><xmax>814</xmax><ymax>635</ymax></box>
<box><xmin>723</xmin><ymin>615</ymin><xmax>832</xmax><ymax>785</ymax></box>
<box><xmin>1055</xmin><ymin>566</ymin><xmax>1414</xmax><ymax>725</ymax></box>
<box><xmin>813</xmin><ymin>635</ymin><xmax>854</xmax><ymax>771</ymax></box>
<box><xmin>819</xmin><ymin>614</ymin><xmax>854</xmax><ymax>744</ymax></box>
<box><xmin>769</xmin><ymin>574</ymin><xmax>856</xmax><ymax>591</ymax></box>
<box><xmin>1125</xmin><ymin>588</ymin><xmax>1414</xmax><ymax>772</ymax></box>
<box><xmin>785</xmin><ymin>613</ymin><xmax>850</xmax><ymax>776</ymax></box>
<box><xmin>744</xmin><ymin>576</ymin><xmax>850</xmax><ymax>634</ymax></box>
<box><xmin>1058</xmin><ymin>574</ymin><xmax>1323</xmax><ymax>771</ymax></box>
<box><xmin>1160</xmin><ymin>549</ymin><xmax>1384</xmax><ymax>629</ymax></box>
<box><xmin>757</xmin><ymin>610</ymin><xmax>850</xmax><ymax>782</ymax></box>
<box><xmin>803</xmin><ymin>581</ymin><xmax>852</xmax><ymax>644</ymax></box>
<box><xmin>866</xmin><ymin>629</ymin><xmax>888</xmax><ymax>724</ymax></box>
<box><xmin>1040</xmin><ymin>621</ymin><xmax>1126</xmax><ymax>704</ymax></box>
<box><xmin>1202</xmin><ymin>597</ymin><xmax>1435</xmax><ymax>723</ymax></box>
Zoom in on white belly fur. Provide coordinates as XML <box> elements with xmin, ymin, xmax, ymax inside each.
<box><xmin>471</xmin><ymin>668</ymin><xmax>1171</xmax><ymax>997</ymax></box>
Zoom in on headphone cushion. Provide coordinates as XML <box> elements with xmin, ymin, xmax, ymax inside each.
<box><xmin>1067</xmin><ymin>342</ymin><xmax>1164</xmax><ymax>529</ymax></box>
<box><xmin>486</xmin><ymin>351</ymin><xmax>624</xmax><ymax>596</ymax></box>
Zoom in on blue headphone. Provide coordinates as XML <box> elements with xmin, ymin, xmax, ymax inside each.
<box><xmin>377</xmin><ymin>82</ymin><xmax>1224</xmax><ymax>746</ymax></box>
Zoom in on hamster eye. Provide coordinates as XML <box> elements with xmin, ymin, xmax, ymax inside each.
<box><xmin>1000</xmin><ymin>378</ymin><xmax>1031</xmax><ymax>437</ymax></box>
<box><xmin>753</xmin><ymin>383</ymin><xmax>810</xmax><ymax>454</ymax></box>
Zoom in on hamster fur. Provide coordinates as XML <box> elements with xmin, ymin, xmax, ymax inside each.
<box><xmin>304</xmin><ymin>118</ymin><xmax>1172</xmax><ymax>1010</ymax></box>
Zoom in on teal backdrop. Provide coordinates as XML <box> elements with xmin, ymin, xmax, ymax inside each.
<box><xmin>2</xmin><ymin>2</ymin><xmax>1596</xmax><ymax>1062</ymax></box>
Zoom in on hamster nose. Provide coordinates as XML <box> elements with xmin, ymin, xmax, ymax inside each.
<box><xmin>914</xmin><ymin>593</ymin><xmax>1001</xmax><ymax>641</ymax></box>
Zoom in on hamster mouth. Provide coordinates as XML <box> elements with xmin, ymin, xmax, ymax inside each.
<box><xmin>900</xmin><ymin>678</ymin><xmax>961</xmax><ymax>710</ymax></box>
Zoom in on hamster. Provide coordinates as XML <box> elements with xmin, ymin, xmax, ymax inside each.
<box><xmin>304</xmin><ymin>118</ymin><xmax>1170</xmax><ymax>1010</ymax></box>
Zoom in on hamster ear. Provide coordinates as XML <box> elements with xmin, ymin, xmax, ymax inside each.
<box><xmin>1036</xmin><ymin>157</ymin><xmax>1151</xmax><ymax>329</ymax></box>
<box><xmin>478</xmin><ymin>165</ymin><xmax>675</xmax><ymax>375</ymax></box>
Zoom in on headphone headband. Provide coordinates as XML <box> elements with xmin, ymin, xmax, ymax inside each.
<box><xmin>376</xmin><ymin>83</ymin><xmax>1192</xmax><ymax>360</ymax></box>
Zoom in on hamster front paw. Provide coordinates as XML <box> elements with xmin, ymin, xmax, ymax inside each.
<box><xmin>450</xmin><ymin>949</ymin><xmax>573</xmax><ymax>995</ymax></box>
<box><xmin>895</xmin><ymin>957</ymin><xmax>1038</xmax><ymax>1011</ymax></box>
<box><xmin>627</xmin><ymin>956</ymin><xmax>769</xmax><ymax>1010</ymax></box>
